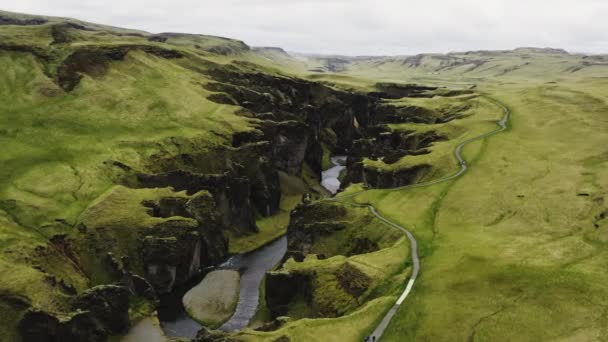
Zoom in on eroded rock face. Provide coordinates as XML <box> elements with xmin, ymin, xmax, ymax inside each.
<box><xmin>0</xmin><ymin>15</ymin><xmax>47</xmax><ymax>26</ymax></box>
<box><xmin>265</xmin><ymin>271</ymin><xmax>312</xmax><ymax>318</ymax></box>
<box><xmin>192</xmin><ymin>326</ymin><xmax>240</xmax><ymax>342</ymax></box>
<box><xmin>204</xmin><ymin>65</ymin><xmax>379</xmax><ymax>169</ymax></box>
<box><xmin>286</xmin><ymin>203</ymin><xmax>348</xmax><ymax>261</ymax></box>
<box><xmin>351</xmin><ymin>128</ymin><xmax>445</xmax><ymax>164</ymax></box>
<box><xmin>18</xmin><ymin>309</ymin><xmax>60</xmax><ymax>342</ymax></box>
<box><xmin>137</xmin><ymin>171</ymin><xmax>257</xmax><ymax>234</ymax></box>
<box><xmin>185</xmin><ymin>193</ymin><xmax>230</xmax><ymax>264</ymax></box>
<box><xmin>368</xmin><ymin>82</ymin><xmax>438</xmax><ymax>99</ymax></box>
<box><xmin>362</xmin><ymin>164</ymin><xmax>432</xmax><ymax>188</ymax></box>
<box><xmin>203</xmin><ymin>63</ymin><xmax>457</xmax><ymax>192</ymax></box>
<box><xmin>343</xmin><ymin>125</ymin><xmax>445</xmax><ymax>188</ymax></box>
<box><xmin>140</xmin><ymin>219</ymin><xmax>201</xmax><ymax>293</ymax></box>
<box><xmin>18</xmin><ymin>298</ymin><xmax>123</xmax><ymax>342</ymax></box>
<box><xmin>335</xmin><ymin>262</ymin><xmax>371</xmax><ymax>299</ymax></box>
<box><xmin>57</xmin><ymin>45</ymin><xmax>182</xmax><ymax>91</ymax></box>
<box><xmin>73</xmin><ymin>284</ymin><xmax>130</xmax><ymax>333</ymax></box>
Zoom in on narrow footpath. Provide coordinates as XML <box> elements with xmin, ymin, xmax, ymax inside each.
<box><xmin>332</xmin><ymin>97</ymin><xmax>510</xmax><ymax>341</ymax></box>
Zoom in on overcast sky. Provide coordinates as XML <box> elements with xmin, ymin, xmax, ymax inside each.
<box><xmin>3</xmin><ymin>0</ymin><xmax>607</xmax><ymax>55</ymax></box>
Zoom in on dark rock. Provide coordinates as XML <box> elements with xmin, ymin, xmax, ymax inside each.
<box><xmin>348</xmin><ymin>237</ymin><xmax>379</xmax><ymax>256</ymax></box>
<box><xmin>18</xmin><ymin>309</ymin><xmax>106</xmax><ymax>342</ymax></box>
<box><xmin>192</xmin><ymin>326</ymin><xmax>240</xmax><ymax>342</ymax></box>
<box><xmin>56</xmin><ymin>311</ymin><xmax>106</xmax><ymax>342</ymax></box>
<box><xmin>148</xmin><ymin>35</ymin><xmax>168</xmax><ymax>43</ymax></box>
<box><xmin>18</xmin><ymin>309</ymin><xmax>59</xmax><ymax>342</ymax></box>
<box><xmin>362</xmin><ymin>164</ymin><xmax>432</xmax><ymax>188</ymax></box>
<box><xmin>137</xmin><ymin>171</ymin><xmax>256</xmax><ymax>234</ymax></box>
<box><xmin>140</xmin><ymin>219</ymin><xmax>202</xmax><ymax>293</ymax></box>
<box><xmin>131</xmin><ymin>273</ymin><xmax>159</xmax><ymax>303</ymax></box>
<box><xmin>368</xmin><ymin>82</ymin><xmax>438</xmax><ymax>99</ymax></box>
<box><xmin>73</xmin><ymin>284</ymin><xmax>130</xmax><ymax>334</ymax></box>
<box><xmin>57</xmin><ymin>45</ymin><xmax>182</xmax><ymax>91</ymax></box>
<box><xmin>51</xmin><ymin>23</ymin><xmax>92</xmax><ymax>45</ymax></box>
<box><xmin>265</xmin><ymin>271</ymin><xmax>312</xmax><ymax>318</ymax></box>
<box><xmin>185</xmin><ymin>192</ymin><xmax>229</xmax><ymax>264</ymax></box>
<box><xmin>335</xmin><ymin>262</ymin><xmax>371</xmax><ymax>298</ymax></box>
<box><xmin>254</xmin><ymin>316</ymin><xmax>293</xmax><ymax>332</ymax></box>
<box><xmin>0</xmin><ymin>42</ymin><xmax>50</xmax><ymax>61</ymax></box>
<box><xmin>0</xmin><ymin>15</ymin><xmax>47</xmax><ymax>26</ymax></box>
<box><xmin>258</xmin><ymin>120</ymin><xmax>313</xmax><ymax>176</ymax></box>
<box><xmin>286</xmin><ymin>203</ymin><xmax>348</xmax><ymax>260</ymax></box>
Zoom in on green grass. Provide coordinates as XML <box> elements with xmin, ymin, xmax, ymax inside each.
<box><xmin>229</xmin><ymin>212</ymin><xmax>291</xmax><ymax>254</ymax></box>
<box><xmin>228</xmin><ymin>171</ymin><xmax>312</xmax><ymax>254</ymax></box>
<box><xmin>237</xmin><ymin>296</ymin><xmax>396</xmax><ymax>342</ymax></box>
<box><xmin>0</xmin><ymin>21</ymin><xmax>266</xmax><ymax>339</ymax></box>
<box><xmin>182</xmin><ymin>270</ymin><xmax>240</xmax><ymax>328</ymax></box>
<box><xmin>363</xmin><ymin>95</ymin><xmax>501</xmax><ymax>180</ymax></box>
<box><xmin>374</xmin><ymin>81</ymin><xmax>608</xmax><ymax>341</ymax></box>
<box><xmin>1</xmin><ymin>10</ymin><xmax>608</xmax><ymax>342</ymax></box>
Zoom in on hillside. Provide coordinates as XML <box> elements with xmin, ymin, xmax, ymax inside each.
<box><xmin>256</xmin><ymin>46</ymin><xmax>608</xmax><ymax>82</ymax></box>
<box><xmin>1</xmin><ymin>9</ymin><xmax>608</xmax><ymax>342</ymax></box>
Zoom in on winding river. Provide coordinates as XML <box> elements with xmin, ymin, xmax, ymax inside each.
<box><xmin>127</xmin><ymin>156</ymin><xmax>346</xmax><ymax>340</ymax></box>
<box><xmin>321</xmin><ymin>156</ymin><xmax>347</xmax><ymax>194</ymax></box>
<box><xmin>219</xmin><ymin>236</ymin><xmax>287</xmax><ymax>331</ymax></box>
<box><xmin>158</xmin><ymin>237</ymin><xmax>287</xmax><ymax>337</ymax></box>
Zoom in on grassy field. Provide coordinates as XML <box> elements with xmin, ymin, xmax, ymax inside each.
<box><xmin>183</xmin><ymin>270</ymin><xmax>240</xmax><ymax>328</ymax></box>
<box><xmin>252</xmin><ymin>66</ymin><xmax>607</xmax><ymax>340</ymax></box>
<box><xmin>0</xmin><ymin>14</ymin><xmax>264</xmax><ymax>340</ymax></box>
<box><xmin>1</xmin><ymin>10</ymin><xmax>607</xmax><ymax>342</ymax></box>
<box><xmin>350</xmin><ymin>79</ymin><xmax>608</xmax><ymax>341</ymax></box>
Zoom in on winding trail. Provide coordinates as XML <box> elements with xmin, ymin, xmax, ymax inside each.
<box><xmin>331</xmin><ymin>97</ymin><xmax>510</xmax><ymax>340</ymax></box>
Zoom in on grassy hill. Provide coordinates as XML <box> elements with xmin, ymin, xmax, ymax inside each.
<box><xmin>0</xmin><ymin>9</ymin><xmax>607</xmax><ymax>342</ymax></box>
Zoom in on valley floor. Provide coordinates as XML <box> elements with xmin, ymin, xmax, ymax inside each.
<box><xmin>236</xmin><ymin>78</ymin><xmax>608</xmax><ymax>341</ymax></box>
<box><xmin>367</xmin><ymin>81</ymin><xmax>608</xmax><ymax>341</ymax></box>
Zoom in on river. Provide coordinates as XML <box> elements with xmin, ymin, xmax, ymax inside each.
<box><xmin>321</xmin><ymin>156</ymin><xmax>347</xmax><ymax>194</ymax></box>
<box><xmin>126</xmin><ymin>156</ymin><xmax>345</xmax><ymax>340</ymax></box>
<box><xmin>157</xmin><ymin>236</ymin><xmax>287</xmax><ymax>338</ymax></box>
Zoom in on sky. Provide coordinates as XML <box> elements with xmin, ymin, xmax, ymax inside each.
<box><xmin>3</xmin><ymin>0</ymin><xmax>607</xmax><ymax>55</ymax></box>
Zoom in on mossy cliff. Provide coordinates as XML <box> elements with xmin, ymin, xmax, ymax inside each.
<box><xmin>264</xmin><ymin>202</ymin><xmax>403</xmax><ymax>320</ymax></box>
<box><xmin>0</xmin><ymin>10</ymin><xmax>470</xmax><ymax>341</ymax></box>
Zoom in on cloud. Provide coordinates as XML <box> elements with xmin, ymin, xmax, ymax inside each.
<box><xmin>4</xmin><ymin>0</ymin><xmax>607</xmax><ymax>55</ymax></box>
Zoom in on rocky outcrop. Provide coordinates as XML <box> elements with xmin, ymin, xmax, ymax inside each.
<box><xmin>137</xmin><ymin>171</ymin><xmax>257</xmax><ymax>234</ymax></box>
<box><xmin>265</xmin><ymin>271</ymin><xmax>312</xmax><ymax>318</ymax></box>
<box><xmin>254</xmin><ymin>316</ymin><xmax>293</xmax><ymax>332</ymax></box>
<box><xmin>57</xmin><ymin>45</ymin><xmax>182</xmax><ymax>91</ymax></box>
<box><xmin>286</xmin><ymin>203</ymin><xmax>348</xmax><ymax>261</ymax></box>
<box><xmin>140</xmin><ymin>219</ymin><xmax>202</xmax><ymax>294</ymax></box>
<box><xmin>368</xmin><ymin>82</ymin><xmax>438</xmax><ymax>99</ymax></box>
<box><xmin>0</xmin><ymin>14</ymin><xmax>47</xmax><ymax>26</ymax></box>
<box><xmin>204</xmin><ymin>64</ymin><xmax>378</xmax><ymax>157</ymax></box>
<box><xmin>335</xmin><ymin>263</ymin><xmax>371</xmax><ymax>299</ymax></box>
<box><xmin>361</xmin><ymin>164</ymin><xmax>432</xmax><ymax>188</ymax></box>
<box><xmin>350</xmin><ymin>128</ymin><xmax>445</xmax><ymax>165</ymax></box>
<box><xmin>51</xmin><ymin>23</ymin><xmax>93</xmax><ymax>45</ymax></box>
<box><xmin>19</xmin><ymin>309</ymin><xmax>106</xmax><ymax>342</ymax></box>
<box><xmin>341</xmin><ymin>124</ymin><xmax>446</xmax><ymax>188</ymax></box>
<box><xmin>19</xmin><ymin>285</ymin><xmax>130</xmax><ymax>342</ymax></box>
<box><xmin>104</xmin><ymin>252</ymin><xmax>159</xmax><ymax>304</ymax></box>
<box><xmin>73</xmin><ymin>285</ymin><xmax>130</xmax><ymax>333</ymax></box>
<box><xmin>192</xmin><ymin>327</ymin><xmax>240</xmax><ymax>342</ymax></box>
<box><xmin>149</xmin><ymin>32</ymin><xmax>251</xmax><ymax>55</ymax></box>
<box><xmin>138</xmin><ymin>191</ymin><xmax>232</xmax><ymax>293</ymax></box>
<box><xmin>132</xmin><ymin>140</ymin><xmax>282</xmax><ymax>234</ymax></box>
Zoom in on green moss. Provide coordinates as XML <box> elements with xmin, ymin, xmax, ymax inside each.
<box><xmin>127</xmin><ymin>296</ymin><xmax>155</xmax><ymax>324</ymax></box>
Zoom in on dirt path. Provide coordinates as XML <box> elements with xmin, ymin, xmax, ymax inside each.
<box><xmin>332</xmin><ymin>97</ymin><xmax>510</xmax><ymax>341</ymax></box>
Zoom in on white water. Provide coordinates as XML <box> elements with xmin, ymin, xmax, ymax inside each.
<box><xmin>321</xmin><ymin>156</ymin><xmax>347</xmax><ymax>194</ymax></box>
